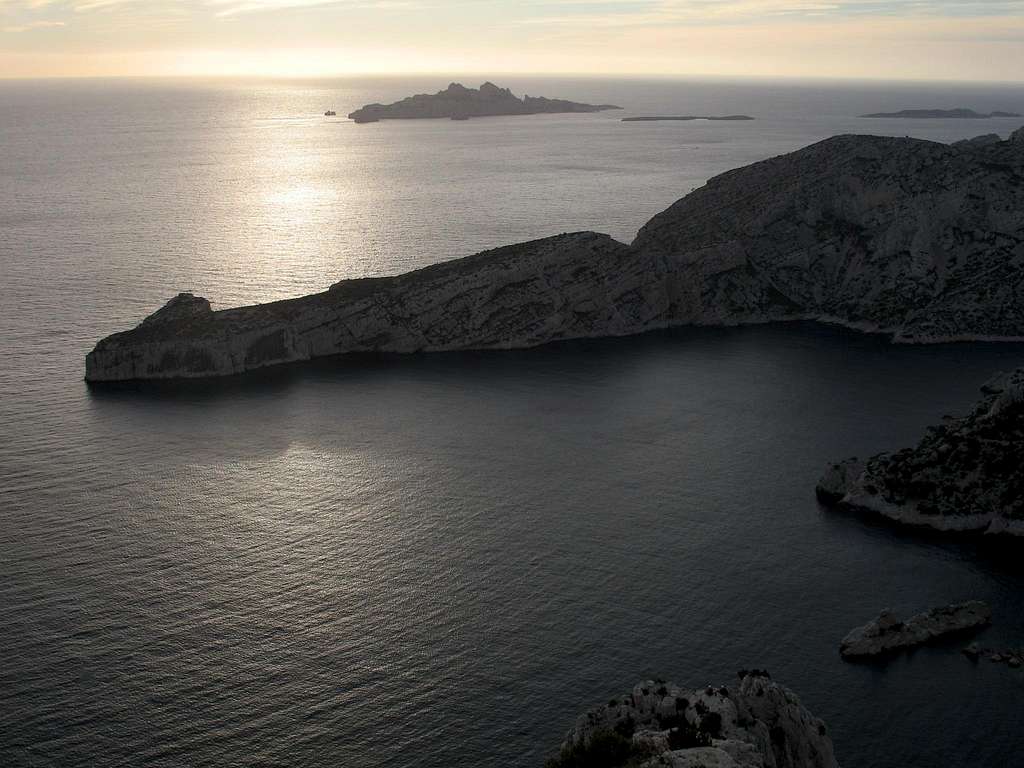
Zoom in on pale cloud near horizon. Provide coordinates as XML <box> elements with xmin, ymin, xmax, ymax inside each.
<box><xmin>0</xmin><ymin>0</ymin><xmax>1022</xmax><ymax>79</ymax></box>
<box><xmin>2</xmin><ymin>18</ymin><xmax>64</xmax><ymax>31</ymax></box>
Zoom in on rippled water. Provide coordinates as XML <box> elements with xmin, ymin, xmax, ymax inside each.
<box><xmin>2</xmin><ymin>77</ymin><xmax>1024</xmax><ymax>767</ymax></box>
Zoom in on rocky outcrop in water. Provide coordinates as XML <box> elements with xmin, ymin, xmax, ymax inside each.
<box><xmin>546</xmin><ymin>672</ymin><xmax>838</xmax><ymax>768</ymax></box>
<box><xmin>839</xmin><ymin>601</ymin><xmax>991</xmax><ymax>658</ymax></box>
<box><xmin>86</xmin><ymin>129</ymin><xmax>1024</xmax><ymax>381</ymax></box>
<box><xmin>817</xmin><ymin>369</ymin><xmax>1024</xmax><ymax>536</ymax></box>
<box><xmin>348</xmin><ymin>82</ymin><xmax>621</xmax><ymax>123</ymax></box>
<box><xmin>963</xmin><ymin>642</ymin><xmax>1024</xmax><ymax>668</ymax></box>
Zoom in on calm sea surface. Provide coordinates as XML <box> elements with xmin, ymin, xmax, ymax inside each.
<box><xmin>2</xmin><ymin>76</ymin><xmax>1024</xmax><ymax>767</ymax></box>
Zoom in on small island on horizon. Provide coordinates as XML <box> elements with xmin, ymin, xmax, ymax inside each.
<box><xmin>348</xmin><ymin>81</ymin><xmax>622</xmax><ymax>123</ymax></box>
<box><xmin>622</xmin><ymin>115</ymin><xmax>755</xmax><ymax>122</ymax></box>
<box><xmin>861</xmin><ymin>108</ymin><xmax>1021</xmax><ymax>119</ymax></box>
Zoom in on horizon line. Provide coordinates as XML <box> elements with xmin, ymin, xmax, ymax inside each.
<box><xmin>2</xmin><ymin>71</ymin><xmax>1024</xmax><ymax>87</ymax></box>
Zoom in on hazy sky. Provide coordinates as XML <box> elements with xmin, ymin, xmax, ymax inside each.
<box><xmin>1</xmin><ymin>0</ymin><xmax>1022</xmax><ymax>80</ymax></box>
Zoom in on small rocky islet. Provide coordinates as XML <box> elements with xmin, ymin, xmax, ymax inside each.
<box><xmin>347</xmin><ymin>81</ymin><xmax>621</xmax><ymax>123</ymax></box>
<box><xmin>622</xmin><ymin>115</ymin><xmax>755</xmax><ymax>122</ymax></box>
<box><xmin>85</xmin><ymin>126</ymin><xmax>1024</xmax><ymax>382</ymax></box>
<box><xmin>547</xmin><ymin>671</ymin><xmax>837</xmax><ymax>768</ymax></box>
<box><xmin>963</xmin><ymin>643</ymin><xmax>1024</xmax><ymax>668</ymax></box>
<box><xmin>839</xmin><ymin>601</ymin><xmax>992</xmax><ymax>659</ymax></box>
<box><xmin>818</xmin><ymin>368</ymin><xmax>1024</xmax><ymax>537</ymax></box>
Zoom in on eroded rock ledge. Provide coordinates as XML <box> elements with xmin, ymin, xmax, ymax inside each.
<box><xmin>839</xmin><ymin>601</ymin><xmax>991</xmax><ymax>659</ymax></box>
<box><xmin>86</xmin><ymin>128</ymin><xmax>1024</xmax><ymax>381</ymax></box>
<box><xmin>817</xmin><ymin>369</ymin><xmax>1024</xmax><ymax>536</ymax></box>
<box><xmin>546</xmin><ymin>671</ymin><xmax>838</xmax><ymax>768</ymax></box>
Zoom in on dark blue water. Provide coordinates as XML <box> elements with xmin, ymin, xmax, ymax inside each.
<box><xmin>3</xmin><ymin>77</ymin><xmax>1024</xmax><ymax>767</ymax></box>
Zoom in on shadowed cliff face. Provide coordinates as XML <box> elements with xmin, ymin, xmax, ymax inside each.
<box><xmin>635</xmin><ymin>132</ymin><xmax>1024</xmax><ymax>341</ymax></box>
<box><xmin>86</xmin><ymin>130</ymin><xmax>1024</xmax><ymax>381</ymax></box>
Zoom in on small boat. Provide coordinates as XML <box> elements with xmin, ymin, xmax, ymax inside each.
<box><xmin>324</xmin><ymin>110</ymin><xmax>336</xmax><ymax>117</ymax></box>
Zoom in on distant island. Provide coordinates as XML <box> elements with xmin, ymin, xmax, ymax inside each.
<box><xmin>861</xmin><ymin>108</ymin><xmax>1021</xmax><ymax>119</ymax></box>
<box><xmin>622</xmin><ymin>115</ymin><xmax>754</xmax><ymax>122</ymax></box>
<box><xmin>347</xmin><ymin>82</ymin><xmax>621</xmax><ymax>123</ymax></box>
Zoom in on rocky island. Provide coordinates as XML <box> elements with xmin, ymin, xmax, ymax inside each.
<box><xmin>546</xmin><ymin>671</ymin><xmax>838</xmax><ymax>768</ymax></box>
<box><xmin>861</xmin><ymin>109</ymin><xmax>1021</xmax><ymax>119</ymax></box>
<box><xmin>817</xmin><ymin>368</ymin><xmax>1024</xmax><ymax>536</ymax></box>
<box><xmin>85</xmin><ymin>127</ymin><xmax>1024</xmax><ymax>382</ymax></box>
<box><xmin>622</xmin><ymin>115</ymin><xmax>755</xmax><ymax>122</ymax></box>
<box><xmin>347</xmin><ymin>82</ymin><xmax>621</xmax><ymax>123</ymax></box>
<box><xmin>839</xmin><ymin>601</ymin><xmax>991</xmax><ymax>659</ymax></box>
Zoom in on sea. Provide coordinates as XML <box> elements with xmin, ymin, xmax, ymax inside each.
<box><xmin>2</xmin><ymin>76</ymin><xmax>1024</xmax><ymax>768</ymax></box>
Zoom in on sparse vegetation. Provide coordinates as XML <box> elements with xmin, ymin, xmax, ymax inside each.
<box><xmin>667</xmin><ymin>722</ymin><xmax>712</xmax><ymax>750</ymax></box>
<box><xmin>543</xmin><ymin>730</ymin><xmax>634</xmax><ymax>768</ymax></box>
<box><xmin>698</xmin><ymin>712</ymin><xmax>723</xmax><ymax>738</ymax></box>
<box><xmin>543</xmin><ymin>728</ymin><xmax>656</xmax><ymax>768</ymax></box>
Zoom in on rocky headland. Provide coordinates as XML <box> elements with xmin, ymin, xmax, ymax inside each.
<box><xmin>546</xmin><ymin>671</ymin><xmax>838</xmax><ymax>768</ymax></box>
<box><xmin>86</xmin><ymin>127</ymin><xmax>1024</xmax><ymax>382</ymax></box>
<box><xmin>861</xmin><ymin>109</ymin><xmax>1021</xmax><ymax>119</ymax></box>
<box><xmin>817</xmin><ymin>369</ymin><xmax>1024</xmax><ymax>536</ymax></box>
<box><xmin>839</xmin><ymin>601</ymin><xmax>991</xmax><ymax>659</ymax></box>
<box><xmin>622</xmin><ymin>115</ymin><xmax>755</xmax><ymax>122</ymax></box>
<box><xmin>347</xmin><ymin>82</ymin><xmax>621</xmax><ymax>123</ymax></box>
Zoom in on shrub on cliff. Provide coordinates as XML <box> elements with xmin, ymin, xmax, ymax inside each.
<box><xmin>543</xmin><ymin>729</ymin><xmax>654</xmax><ymax>768</ymax></box>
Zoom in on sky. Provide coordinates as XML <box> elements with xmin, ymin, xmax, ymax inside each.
<box><xmin>1</xmin><ymin>0</ymin><xmax>1022</xmax><ymax>80</ymax></box>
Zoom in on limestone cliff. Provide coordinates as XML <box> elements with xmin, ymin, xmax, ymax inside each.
<box><xmin>633</xmin><ymin>131</ymin><xmax>1024</xmax><ymax>341</ymax></box>
<box><xmin>817</xmin><ymin>369</ymin><xmax>1024</xmax><ymax>536</ymax></box>
<box><xmin>546</xmin><ymin>672</ymin><xmax>838</xmax><ymax>768</ymax></box>
<box><xmin>86</xmin><ymin>129</ymin><xmax>1024</xmax><ymax>381</ymax></box>
<box><xmin>86</xmin><ymin>233</ymin><xmax>658</xmax><ymax>381</ymax></box>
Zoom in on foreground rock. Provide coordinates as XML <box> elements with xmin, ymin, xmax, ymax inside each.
<box><xmin>86</xmin><ymin>129</ymin><xmax>1024</xmax><ymax>381</ymax></box>
<box><xmin>348</xmin><ymin>82</ymin><xmax>621</xmax><ymax>123</ymax></box>
<box><xmin>860</xmin><ymin>109</ymin><xmax>1021</xmax><ymax>119</ymax></box>
<box><xmin>546</xmin><ymin>671</ymin><xmax>837</xmax><ymax>768</ymax></box>
<box><xmin>840</xmin><ymin>601</ymin><xmax>991</xmax><ymax>658</ymax></box>
<box><xmin>817</xmin><ymin>369</ymin><xmax>1024</xmax><ymax>536</ymax></box>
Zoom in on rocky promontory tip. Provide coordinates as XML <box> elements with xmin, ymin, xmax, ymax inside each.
<box><xmin>840</xmin><ymin>601</ymin><xmax>992</xmax><ymax>659</ymax></box>
<box><xmin>86</xmin><ymin>129</ymin><xmax>1024</xmax><ymax>382</ymax></box>
<box><xmin>347</xmin><ymin>82</ymin><xmax>621</xmax><ymax>123</ymax></box>
<box><xmin>818</xmin><ymin>369</ymin><xmax>1024</xmax><ymax>536</ymax></box>
<box><xmin>547</xmin><ymin>672</ymin><xmax>838</xmax><ymax>768</ymax></box>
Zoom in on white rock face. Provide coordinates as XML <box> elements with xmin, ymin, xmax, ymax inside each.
<box><xmin>840</xmin><ymin>601</ymin><xmax>992</xmax><ymax>658</ymax></box>
<box><xmin>817</xmin><ymin>369</ymin><xmax>1024</xmax><ymax>536</ymax></box>
<box><xmin>549</xmin><ymin>673</ymin><xmax>838</xmax><ymax>768</ymax></box>
<box><xmin>86</xmin><ymin>131</ymin><xmax>1024</xmax><ymax>381</ymax></box>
